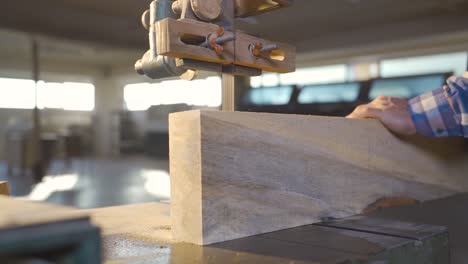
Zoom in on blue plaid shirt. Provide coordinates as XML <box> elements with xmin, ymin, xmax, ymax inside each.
<box><xmin>408</xmin><ymin>72</ymin><xmax>468</xmax><ymax>138</ymax></box>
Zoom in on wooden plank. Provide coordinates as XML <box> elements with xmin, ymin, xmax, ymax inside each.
<box><xmin>169</xmin><ymin>110</ymin><xmax>468</xmax><ymax>245</ymax></box>
<box><xmin>170</xmin><ymin>111</ymin><xmax>204</xmax><ymax>245</ymax></box>
<box><xmin>0</xmin><ymin>197</ymin><xmax>89</xmax><ymax>229</ymax></box>
<box><xmin>157</xmin><ymin>18</ymin><xmax>234</xmax><ymax>65</ymax></box>
<box><xmin>85</xmin><ymin>202</ymin><xmax>173</xmax><ymax>244</ymax></box>
<box><xmin>0</xmin><ymin>182</ymin><xmax>9</xmax><ymax>196</ymax></box>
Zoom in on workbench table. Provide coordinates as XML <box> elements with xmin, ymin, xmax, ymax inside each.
<box><xmin>87</xmin><ymin>201</ymin><xmax>451</xmax><ymax>264</ymax></box>
<box><xmin>3</xmin><ymin>194</ymin><xmax>466</xmax><ymax>263</ymax></box>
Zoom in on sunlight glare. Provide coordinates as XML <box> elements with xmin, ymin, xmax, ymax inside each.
<box><xmin>27</xmin><ymin>174</ymin><xmax>79</xmax><ymax>201</ymax></box>
<box><xmin>142</xmin><ymin>169</ymin><xmax>171</xmax><ymax>198</ymax></box>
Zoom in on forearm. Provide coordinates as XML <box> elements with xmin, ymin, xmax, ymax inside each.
<box><xmin>408</xmin><ymin>74</ymin><xmax>468</xmax><ymax>137</ymax></box>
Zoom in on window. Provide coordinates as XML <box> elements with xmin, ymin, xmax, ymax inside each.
<box><xmin>251</xmin><ymin>65</ymin><xmax>348</xmax><ymax>88</ymax></box>
<box><xmin>298</xmin><ymin>83</ymin><xmax>360</xmax><ymax>104</ymax></box>
<box><xmin>37</xmin><ymin>82</ymin><xmax>95</xmax><ymax>111</ymax></box>
<box><xmin>0</xmin><ymin>78</ymin><xmax>94</xmax><ymax>110</ymax></box>
<box><xmin>261</xmin><ymin>74</ymin><xmax>281</xmax><ymax>87</ymax></box>
<box><xmin>281</xmin><ymin>65</ymin><xmax>348</xmax><ymax>86</ymax></box>
<box><xmin>369</xmin><ymin>74</ymin><xmax>447</xmax><ymax>99</ymax></box>
<box><xmin>0</xmin><ymin>78</ymin><xmax>35</xmax><ymax>109</ymax></box>
<box><xmin>124</xmin><ymin>76</ymin><xmax>222</xmax><ymax>111</ymax></box>
<box><xmin>380</xmin><ymin>52</ymin><xmax>468</xmax><ymax>78</ymax></box>
<box><xmin>244</xmin><ymin>86</ymin><xmax>293</xmax><ymax>106</ymax></box>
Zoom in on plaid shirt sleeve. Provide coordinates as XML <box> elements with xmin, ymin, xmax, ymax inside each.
<box><xmin>408</xmin><ymin>72</ymin><xmax>468</xmax><ymax>138</ymax></box>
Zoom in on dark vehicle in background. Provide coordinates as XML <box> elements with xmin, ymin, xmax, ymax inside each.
<box><xmin>239</xmin><ymin>72</ymin><xmax>452</xmax><ymax>117</ymax></box>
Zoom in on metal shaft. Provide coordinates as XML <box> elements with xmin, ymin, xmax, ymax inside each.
<box><xmin>150</xmin><ymin>0</ymin><xmax>175</xmax><ymax>61</ymax></box>
<box><xmin>220</xmin><ymin>0</ymin><xmax>237</xmax><ymax>112</ymax></box>
<box><xmin>259</xmin><ymin>44</ymin><xmax>279</xmax><ymax>53</ymax></box>
<box><xmin>201</xmin><ymin>35</ymin><xmax>235</xmax><ymax>49</ymax></box>
<box><xmin>222</xmin><ymin>73</ymin><xmax>235</xmax><ymax>111</ymax></box>
<box><xmin>215</xmin><ymin>35</ymin><xmax>236</xmax><ymax>45</ymax></box>
<box><xmin>31</xmin><ymin>39</ymin><xmax>44</xmax><ymax>181</ymax></box>
<box><xmin>149</xmin><ymin>1</ymin><xmax>157</xmax><ymax>60</ymax></box>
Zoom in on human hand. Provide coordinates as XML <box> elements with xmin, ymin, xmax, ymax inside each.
<box><xmin>346</xmin><ymin>96</ymin><xmax>417</xmax><ymax>136</ymax></box>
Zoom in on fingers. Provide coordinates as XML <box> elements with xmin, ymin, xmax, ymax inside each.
<box><xmin>391</xmin><ymin>97</ymin><xmax>408</xmax><ymax>106</ymax></box>
<box><xmin>346</xmin><ymin>96</ymin><xmax>415</xmax><ymax>136</ymax></box>
<box><xmin>375</xmin><ymin>96</ymin><xmax>407</xmax><ymax>106</ymax></box>
<box><xmin>375</xmin><ymin>95</ymin><xmax>388</xmax><ymax>101</ymax></box>
<box><xmin>346</xmin><ymin>104</ymin><xmax>382</xmax><ymax>119</ymax></box>
<box><xmin>348</xmin><ymin>97</ymin><xmax>408</xmax><ymax>119</ymax></box>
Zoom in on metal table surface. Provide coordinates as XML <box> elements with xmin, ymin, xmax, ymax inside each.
<box><xmin>372</xmin><ymin>193</ymin><xmax>468</xmax><ymax>264</ymax></box>
<box><xmin>88</xmin><ymin>196</ymin><xmax>461</xmax><ymax>264</ymax></box>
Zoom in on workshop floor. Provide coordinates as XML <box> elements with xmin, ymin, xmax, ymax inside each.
<box><xmin>0</xmin><ymin>156</ymin><xmax>170</xmax><ymax>209</ymax></box>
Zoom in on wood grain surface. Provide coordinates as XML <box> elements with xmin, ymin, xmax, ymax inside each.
<box><xmin>0</xmin><ymin>197</ymin><xmax>88</xmax><ymax>230</ymax></box>
<box><xmin>169</xmin><ymin>110</ymin><xmax>468</xmax><ymax>245</ymax></box>
<box><xmin>85</xmin><ymin>202</ymin><xmax>173</xmax><ymax>243</ymax></box>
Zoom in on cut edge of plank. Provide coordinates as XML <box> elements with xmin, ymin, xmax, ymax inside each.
<box><xmin>169</xmin><ymin>110</ymin><xmax>204</xmax><ymax>245</ymax></box>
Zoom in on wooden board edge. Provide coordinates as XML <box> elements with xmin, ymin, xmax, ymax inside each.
<box><xmin>169</xmin><ymin>110</ymin><xmax>205</xmax><ymax>245</ymax></box>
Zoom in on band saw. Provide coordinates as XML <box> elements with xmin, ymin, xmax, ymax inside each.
<box><xmin>134</xmin><ymin>0</ymin><xmax>296</xmax><ymax>111</ymax></box>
